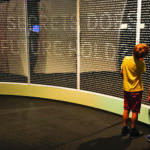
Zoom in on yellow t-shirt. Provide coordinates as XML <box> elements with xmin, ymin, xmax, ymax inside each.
<box><xmin>121</xmin><ymin>56</ymin><xmax>146</xmax><ymax>92</ymax></box>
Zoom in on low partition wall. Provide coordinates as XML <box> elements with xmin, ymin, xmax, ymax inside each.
<box><xmin>0</xmin><ymin>83</ymin><xmax>150</xmax><ymax>125</ymax></box>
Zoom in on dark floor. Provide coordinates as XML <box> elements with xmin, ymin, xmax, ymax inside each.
<box><xmin>0</xmin><ymin>95</ymin><xmax>150</xmax><ymax>150</ymax></box>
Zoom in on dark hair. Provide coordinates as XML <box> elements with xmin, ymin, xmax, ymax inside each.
<box><xmin>133</xmin><ymin>43</ymin><xmax>149</xmax><ymax>59</ymax></box>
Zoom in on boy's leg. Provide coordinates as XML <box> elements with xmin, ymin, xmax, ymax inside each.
<box><xmin>122</xmin><ymin>110</ymin><xmax>130</xmax><ymax>136</ymax></box>
<box><xmin>131</xmin><ymin>112</ymin><xmax>138</xmax><ymax>128</ymax></box>
<box><xmin>122</xmin><ymin>109</ymin><xmax>130</xmax><ymax>136</ymax></box>
<box><xmin>123</xmin><ymin>109</ymin><xmax>129</xmax><ymax>127</ymax></box>
<box><xmin>122</xmin><ymin>91</ymin><xmax>130</xmax><ymax>136</ymax></box>
<box><xmin>130</xmin><ymin>91</ymin><xmax>142</xmax><ymax>128</ymax></box>
<box><xmin>130</xmin><ymin>91</ymin><xmax>142</xmax><ymax>138</ymax></box>
<box><xmin>123</xmin><ymin>91</ymin><xmax>131</xmax><ymax>127</ymax></box>
<box><xmin>130</xmin><ymin>112</ymin><xmax>140</xmax><ymax>138</ymax></box>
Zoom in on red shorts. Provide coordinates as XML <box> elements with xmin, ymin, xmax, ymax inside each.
<box><xmin>124</xmin><ymin>91</ymin><xmax>143</xmax><ymax>113</ymax></box>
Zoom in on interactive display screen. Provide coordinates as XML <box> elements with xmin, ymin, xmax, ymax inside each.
<box><xmin>32</xmin><ymin>25</ymin><xmax>39</xmax><ymax>32</ymax></box>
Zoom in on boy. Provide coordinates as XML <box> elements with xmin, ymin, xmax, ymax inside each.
<box><xmin>120</xmin><ymin>43</ymin><xmax>149</xmax><ymax>138</ymax></box>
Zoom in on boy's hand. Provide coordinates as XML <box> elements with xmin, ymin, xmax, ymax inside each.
<box><xmin>120</xmin><ymin>70</ymin><xmax>123</xmax><ymax>78</ymax></box>
<box><xmin>147</xmin><ymin>97</ymin><xmax>150</xmax><ymax>102</ymax></box>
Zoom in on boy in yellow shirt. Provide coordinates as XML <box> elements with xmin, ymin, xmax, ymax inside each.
<box><xmin>121</xmin><ymin>43</ymin><xmax>149</xmax><ymax>138</ymax></box>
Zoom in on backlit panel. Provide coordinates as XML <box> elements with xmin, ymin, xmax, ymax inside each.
<box><xmin>140</xmin><ymin>0</ymin><xmax>150</xmax><ymax>104</ymax></box>
<box><xmin>0</xmin><ymin>0</ymin><xmax>28</xmax><ymax>83</ymax></box>
<box><xmin>80</xmin><ymin>0</ymin><xmax>137</xmax><ymax>99</ymax></box>
<box><xmin>0</xmin><ymin>0</ymin><xmax>149</xmax><ymax>105</ymax></box>
<box><xmin>28</xmin><ymin>0</ymin><xmax>77</xmax><ymax>88</ymax></box>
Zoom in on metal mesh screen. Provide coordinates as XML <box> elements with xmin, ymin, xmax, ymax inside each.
<box><xmin>28</xmin><ymin>0</ymin><xmax>77</xmax><ymax>88</ymax></box>
<box><xmin>0</xmin><ymin>0</ymin><xmax>150</xmax><ymax>105</ymax></box>
<box><xmin>0</xmin><ymin>0</ymin><xmax>28</xmax><ymax>83</ymax></box>
<box><xmin>80</xmin><ymin>0</ymin><xmax>137</xmax><ymax>98</ymax></box>
<box><xmin>140</xmin><ymin>0</ymin><xmax>150</xmax><ymax>104</ymax></box>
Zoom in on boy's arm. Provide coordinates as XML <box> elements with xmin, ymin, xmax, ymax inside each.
<box><xmin>120</xmin><ymin>58</ymin><xmax>125</xmax><ymax>78</ymax></box>
<box><xmin>142</xmin><ymin>61</ymin><xmax>146</xmax><ymax>73</ymax></box>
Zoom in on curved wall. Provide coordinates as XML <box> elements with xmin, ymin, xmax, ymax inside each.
<box><xmin>0</xmin><ymin>0</ymin><xmax>150</xmax><ymax>125</ymax></box>
<box><xmin>0</xmin><ymin>83</ymin><xmax>150</xmax><ymax>125</ymax></box>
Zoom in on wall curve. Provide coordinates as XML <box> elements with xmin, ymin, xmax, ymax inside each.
<box><xmin>0</xmin><ymin>83</ymin><xmax>150</xmax><ymax>125</ymax></box>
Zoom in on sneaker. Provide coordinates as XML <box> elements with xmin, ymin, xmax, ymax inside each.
<box><xmin>122</xmin><ymin>126</ymin><xmax>129</xmax><ymax>136</ymax></box>
<box><xmin>146</xmin><ymin>135</ymin><xmax>150</xmax><ymax>142</ymax></box>
<box><xmin>130</xmin><ymin>128</ymin><xmax>140</xmax><ymax>138</ymax></box>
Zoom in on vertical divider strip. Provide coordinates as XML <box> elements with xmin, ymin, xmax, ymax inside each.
<box><xmin>24</xmin><ymin>0</ymin><xmax>31</xmax><ymax>84</ymax></box>
<box><xmin>136</xmin><ymin>0</ymin><xmax>142</xmax><ymax>45</ymax></box>
<box><xmin>77</xmin><ymin>0</ymin><xmax>80</xmax><ymax>90</ymax></box>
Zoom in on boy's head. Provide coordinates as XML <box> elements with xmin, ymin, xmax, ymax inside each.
<box><xmin>133</xmin><ymin>43</ymin><xmax>149</xmax><ymax>59</ymax></box>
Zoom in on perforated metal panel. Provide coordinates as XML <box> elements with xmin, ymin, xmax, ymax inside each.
<box><xmin>0</xmin><ymin>0</ymin><xmax>28</xmax><ymax>83</ymax></box>
<box><xmin>80</xmin><ymin>0</ymin><xmax>138</xmax><ymax>99</ymax></box>
<box><xmin>140</xmin><ymin>0</ymin><xmax>150</xmax><ymax>104</ymax></box>
<box><xmin>28</xmin><ymin>0</ymin><xmax>77</xmax><ymax>88</ymax></box>
<box><xmin>0</xmin><ymin>0</ymin><xmax>150</xmax><ymax>104</ymax></box>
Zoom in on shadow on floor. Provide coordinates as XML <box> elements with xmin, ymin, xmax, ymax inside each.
<box><xmin>77</xmin><ymin>135</ymin><xmax>132</xmax><ymax>150</ymax></box>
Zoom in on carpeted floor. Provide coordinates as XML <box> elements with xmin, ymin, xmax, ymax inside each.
<box><xmin>0</xmin><ymin>95</ymin><xmax>150</xmax><ymax>150</ymax></box>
